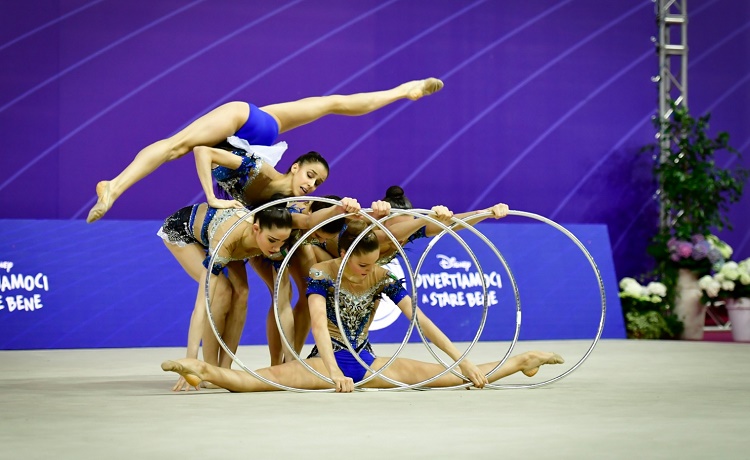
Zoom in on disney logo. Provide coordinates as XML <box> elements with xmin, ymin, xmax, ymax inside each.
<box><xmin>436</xmin><ymin>254</ymin><xmax>472</xmax><ymax>271</ymax></box>
<box><xmin>0</xmin><ymin>261</ymin><xmax>13</xmax><ymax>273</ymax></box>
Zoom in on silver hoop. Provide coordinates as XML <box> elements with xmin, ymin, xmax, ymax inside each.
<box><xmin>339</xmin><ymin>209</ymin><xmax>497</xmax><ymax>390</ymax></box>
<box><xmin>204</xmin><ymin>197</ymin><xmax>334</xmax><ymax>392</ymax></box>
<box><xmin>270</xmin><ymin>198</ymin><xmax>413</xmax><ymax>390</ymax></box>
<box><xmin>331</xmin><ymin>208</ymin><xmax>522</xmax><ymax>391</ymax></box>
<box><xmin>203</xmin><ymin>201</ymin><xmax>605</xmax><ymax>391</ymax></box>
<box><xmin>407</xmin><ymin>209</ymin><xmax>522</xmax><ymax>390</ymax></box>
<box><xmin>485</xmin><ymin>210</ymin><xmax>606</xmax><ymax>389</ymax></box>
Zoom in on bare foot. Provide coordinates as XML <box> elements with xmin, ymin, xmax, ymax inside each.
<box><xmin>86</xmin><ymin>181</ymin><xmax>113</xmax><ymax>223</ymax></box>
<box><xmin>162</xmin><ymin>359</ymin><xmax>204</xmax><ymax>388</ymax></box>
<box><xmin>201</xmin><ymin>382</ymin><xmax>222</xmax><ymax>390</ymax></box>
<box><xmin>521</xmin><ymin>352</ymin><xmax>565</xmax><ymax>377</ymax></box>
<box><xmin>406</xmin><ymin>78</ymin><xmax>444</xmax><ymax>100</ymax></box>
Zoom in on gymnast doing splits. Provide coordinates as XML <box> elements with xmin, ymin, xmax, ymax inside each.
<box><xmin>87</xmin><ymin>77</ymin><xmax>444</xmax><ymax>222</ymax></box>
<box><xmin>162</xmin><ymin>221</ymin><xmax>564</xmax><ymax>392</ymax></box>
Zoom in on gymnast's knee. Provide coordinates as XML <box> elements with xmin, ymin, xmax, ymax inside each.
<box><xmin>164</xmin><ymin>141</ymin><xmax>192</xmax><ymax>161</ymax></box>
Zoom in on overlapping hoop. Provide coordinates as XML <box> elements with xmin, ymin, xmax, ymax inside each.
<box><xmin>202</xmin><ymin>198</ymin><xmax>606</xmax><ymax>391</ymax></box>
<box><xmin>407</xmin><ymin>209</ymin><xmax>522</xmax><ymax>390</ymax></box>
<box><xmin>271</xmin><ymin>198</ymin><xmax>418</xmax><ymax>390</ymax></box>
<box><xmin>330</xmin><ymin>208</ymin><xmax>524</xmax><ymax>391</ymax></box>
<box><xmin>332</xmin><ymin>209</ymin><xmax>497</xmax><ymax>391</ymax></box>
<box><xmin>203</xmin><ymin>197</ymin><xmax>330</xmax><ymax>392</ymax></box>
<box><xmin>486</xmin><ymin>210</ymin><xmax>606</xmax><ymax>389</ymax></box>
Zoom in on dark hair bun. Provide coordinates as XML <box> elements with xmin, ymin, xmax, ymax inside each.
<box><xmin>266</xmin><ymin>192</ymin><xmax>290</xmax><ymax>211</ymax></box>
<box><xmin>385</xmin><ymin>185</ymin><xmax>404</xmax><ymax>199</ymax></box>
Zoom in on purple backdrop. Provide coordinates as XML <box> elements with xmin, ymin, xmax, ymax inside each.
<box><xmin>1</xmin><ymin>0</ymin><xmax>748</xmax><ymax>282</ymax></box>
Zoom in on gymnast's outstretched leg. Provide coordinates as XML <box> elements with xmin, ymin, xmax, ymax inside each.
<box><xmin>162</xmin><ymin>357</ymin><xmax>336</xmax><ymax>392</ymax></box>
<box><xmin>261</xmin><ymin>78</ymin><xmax>443</xmax><ymax>134</ymax></box>
<box><xmin>87</xmin><ymin>78</ymin><xmax>443</xmax><ymax>223</ymax></box>
<box><xmin>360</xmin><ymin>351</ymin><xmax>565</xmax><ymax>389</ymax></box>
<box><xmin>87</xmin><ymin>102</ymin><xmax>250</xmax><ymax>223</ymax></box>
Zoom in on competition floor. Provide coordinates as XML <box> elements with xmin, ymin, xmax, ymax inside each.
<box><xmin>1</xmin><ymin>339</ymin><xmax>748</xmax><ymax>459</ymax></box>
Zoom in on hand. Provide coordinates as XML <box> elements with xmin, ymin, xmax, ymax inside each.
<box><xmin>207</xmin><ymin>197</ymin><xmax>244</xmax><ymax>209</ymax></box>
<box><xmin>172</xmin><ymin>376</ymin><xmax>200</xmax><ymax>392</ymax></box>
<box><xmin>430</xmin><ymin>205</ymin><xmax>453</xmax><ymax>223</ymax></box>
<box><xmin>337</xmin><ymin>197</ymin><xmax>361</xmax><ymax>215</ymax></box>
<box><xmin>370</xmin><ymin>200</ymin><xmax>391</xmax><ymax>219</ymax></box>
<box><xmin>487</xmin><ymin>203</ymin><xmax>509</xmax><ymax>219</ymax></box>
<box><xmin>330</xmin><ymin>368</ymin><xmax>355</xmax><ymax>393</ymax></box>
<box><xmin>459</xmin><ymin>359</ymin><xmax>488</xmax><ymax>389</ymax></box>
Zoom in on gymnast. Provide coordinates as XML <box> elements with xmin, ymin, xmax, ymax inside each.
<box><xmin>159</xmin><ymin>195</ymin><xmax>360</xmax><ymax>390</ymax></box>
<box><xmin>252</xmin><ymin>196</ymin><xmax>391</xmax><ymax>365</ymax></box>
<box><xmin>195</xmin><ymin>145</ymin><xmax>329</xmax><ymax>211</ymax></box>
<box><xmin>86</xmin><ymin>78</ymin><xmax>444</xmax><ymax>222</ymax></box>
<box><xmin>161</xmin><ymin>221</ymin><xmax>564</xmax><ymax>392</ymax></box>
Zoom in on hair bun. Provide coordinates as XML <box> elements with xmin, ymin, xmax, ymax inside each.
<box><xmin>266</xmin><ymin>193</ymin><xmax>290</xmax><ymax>211</ymax></box>
<box><xmin>385</xmin><ymin>185</ymin><xmax>404</xmax><ymax>199</ymax></box>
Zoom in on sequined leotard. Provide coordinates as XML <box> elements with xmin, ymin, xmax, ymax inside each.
<box><xmin>305</xmin><ymin>261</ymin><xmax>408</xmax><ymax>382</ymax></box>
<box><xmin>211</xmin><ymin>150</ymin><xmax>265</xmax><ymax>208</ymax></box>
<box><xmin>158</xmin><ymin>204</ymin><xmax>262</xmax><ymax>275</ymax></box>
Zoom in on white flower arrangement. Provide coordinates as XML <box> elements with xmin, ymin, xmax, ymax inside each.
<box><xmin>698</xmin><ymin>257</ymin><xmax>750</xmax><ymax>301</ymax></box>
<box><xmin>619</xmin><ymin>277</ymin><xmax>676</xmax><ymax>339</ymax></box>
<box><xmin>619</xmin><ymin>277</ymin><xmax>668</xmax><ymax>304</ymax></box>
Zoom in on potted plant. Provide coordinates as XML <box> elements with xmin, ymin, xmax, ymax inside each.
<box><xmin>619</xmin><ymin>277</ymin><xmax>679</xmax><ymax>339</ymax></box>
<box><xmin>646</xmin><ymin>103</ymin><xmax>749</xmax><ymax>339</ymax></box>
<box><xmin>699</xmin><ymin>257</ymin><xmax>750</xmax><ymax>342</ymax></box>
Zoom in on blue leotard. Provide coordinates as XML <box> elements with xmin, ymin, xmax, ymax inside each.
<box><xmin>234</xmin><ymin>103</ymin><xmax>279</xmax><ymax>146</ymax></box>
<box><xmin>305</xmin><ymin>264</ymin><xmax>408</xmax><ymax>382</ymax></box>
<box><xmin>212</xmin><ymin>151</ymin><xmax>263</xmax><ymax>207</ymax></box>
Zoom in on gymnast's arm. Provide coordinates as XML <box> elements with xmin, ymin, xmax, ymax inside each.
<box><xmin>193</xmin><ymin>145</ymin><xmax>244</xmax><ymax>209</ymax></box>
<box><xmin>291</xmin><ymin>197</ymin><xmax>360</xmax><ymax>231</ymax></box>
<box><xmin>429</xmin><ymin>202</ymin><xmax>510</xmax><ymax>235</ymax></box>
<box><xmin>380</xmin><ymin>205</ymin><xmax>454</xmax><ymax>245</ymax></box>
<box><xmin>308</xmin><ymin>292</ymin><xmax>354</xmax><ymax>392</ymax></box>
<box><xmin>394</xmin><ymin>295</ymin><xmax>488</xmax><ymax>388</ymax></box>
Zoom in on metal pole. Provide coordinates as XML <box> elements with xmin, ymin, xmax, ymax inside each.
<box><xmin>655</xmin><ymin>0</ymin><xmax>688</xmax><ymax>230</ymax></box>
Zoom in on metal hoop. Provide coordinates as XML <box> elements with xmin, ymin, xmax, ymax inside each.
<box><xmin>333</xmin><ymin>209</ymin><xmax>509</xmax><ymax>391</ymax></box>
<box><xmin>485</xmin><ymin>210</ymin><xmax>606</xmax><ymax>389</ymax></box>
<box><xmin>204</xmin><ymin>197</ymin><xmax>335</xmax><ymax>392</ymax></box>
<box><xmin>269</xmin><ymin>197</ymin><xmax>419</xmax><ymax>390</ymax></box>
<box><xmin>203</xmin><ymin>201</ymin><xmax>605</xmax><ymax>391</ymax></box>
<box><xmin>407</xmin><ymin>209</ymin><xmax>522</xmax><ymax>390</ymax></box>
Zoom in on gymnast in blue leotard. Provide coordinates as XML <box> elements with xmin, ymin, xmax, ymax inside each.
<box><xmin>158</xmin><ymin>201</ymin><xmax>294</xmax><ymax>391</ymax></box>
<box><xmin>159</xmin><ymin>194</ymin><xmax>361</xmax><ymax>391</ymax></box>
<box><xmin>198</xmin><ymin>145</ymin><xmax>330</xmax><ymax>210</ymax></box>
<box><xmin>87</xmin><ymin>78</ymin><xmax>445</xmax><ymax>223</ymax></box>
<box><xmin>161</xmin><ymin>220</ymin><xmax>565</xmax><ymax>392</ymax></box>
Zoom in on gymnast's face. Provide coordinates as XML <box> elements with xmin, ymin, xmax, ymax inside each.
<box><xmin>310</xmin><ymin>229</ymin><xmax>337</xmax><ymax>243</ymax></box>
<box><xmin>343</xmin><ymin>249</ymin><xmax>379</xmax><ymax>280</ymax></box>
<box><xmin>254</xmin><ymin>224</ymin><xmax>291</xmax><ymax>256</ymax></box>
<box><xmin>290</xmin><ymin>161</ymin><xmax>328</xmax><ymax>196</ymax></box>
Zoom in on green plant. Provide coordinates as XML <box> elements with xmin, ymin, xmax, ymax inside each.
<box><xmin>645</xmin><ymin>103</ymin><xmax>749</xmax><ymax>305</ymax></box>
<box><xmin>625</xmin><ymin>311</ymin><xmax>679</xmax><ymax>340</ymax></box>
<box><xmin>619</xmin><ymin>277</ymin><xmax>681</xmax><ymax>339</ymax></box>
<box><xmin>652</xmin><ymin>104</ymin><xmax>748</xmax><ymax>240</ymax></box>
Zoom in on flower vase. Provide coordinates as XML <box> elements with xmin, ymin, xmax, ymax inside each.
<box><xmin>726</xmin><ymin>297</ymin><xmax>750</xmax><ymax>342</ymax></box>
<box><xmin>674</xmin><ymin>268</ymin><xmax>706</xmax><ymax>340</ymax></box>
